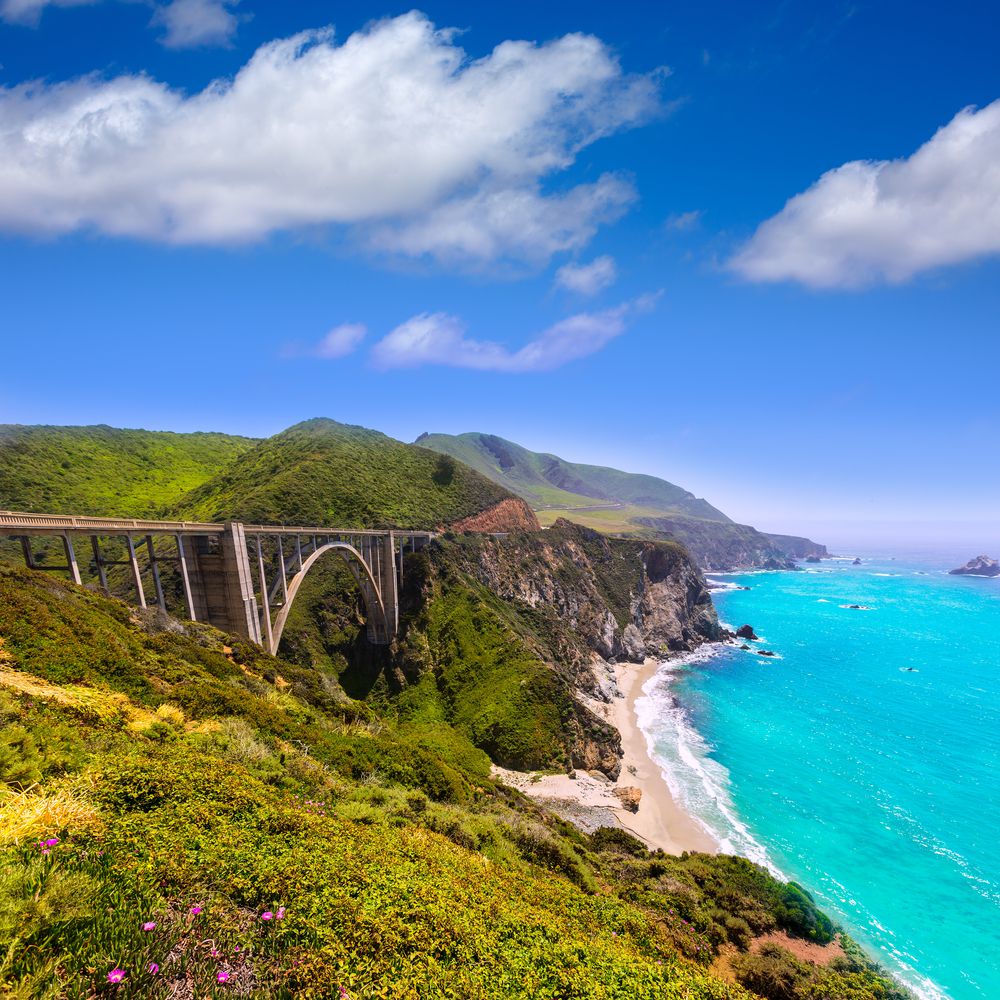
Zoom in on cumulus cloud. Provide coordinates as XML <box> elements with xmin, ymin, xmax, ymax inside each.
<box><xmin>0</xmin><ymin>12</ymin><xmax>660</xmax><ymax>263</ymax></box>
<box><xmin>0</xmin><ymin>0</ymin><xmax>95</xmax><ymax>26</ymax></box>
<box><xmin>151</xmin><ymin>0</ymin><xmax>239</xmax><ymax>49</ymax></box>
<box><xmin>554</xmin><ymin>254</ymin><xmax>617</xmax><ymax>295</ymax></box>
<box><xmin>730</xmin><ymin>99</ymin><xmax>1000</xmax><ymax>288</ymax></box>
<box><xmin>370</xmin><ymin>294</ymin><xmax>659</xmax><ymax>373</ymax></box>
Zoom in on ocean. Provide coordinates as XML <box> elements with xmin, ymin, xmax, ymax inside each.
<box><xmin>635</xmin><ymin>553</ymin><xmax>1000</xmax><ymax>999</ymax></box>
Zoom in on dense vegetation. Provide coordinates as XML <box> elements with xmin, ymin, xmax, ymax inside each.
<box><xmin>176</xmin><ymin>419</ymin><xmax>516</xmax><ymax>529</ymax></box>
<box><xmin>0</xmin><ymin>424</ymin><xmax>256</xmax><ymax>518</ymax></box>
<box><xmin>0</xmin><ymin>566</ymin><xmax>908</xmax><ymax>999</ymax></box>
<box><xmin>416</xmin><ymin>431</ymin><xmax>730</xmax><ymax>520</ymax></box>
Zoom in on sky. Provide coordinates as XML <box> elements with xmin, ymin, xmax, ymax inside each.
<box><xmin>0</xmin><ymin>0</ymin><xmax>998</xmax><ymax>546</ymax></box>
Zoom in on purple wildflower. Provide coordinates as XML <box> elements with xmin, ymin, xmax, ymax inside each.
<box><xmin>142</xmin><ymin>921</ymin><xmax>156</xmax><ymax>931</ymax></box>
<box><xmin>217</xmin><ymin>971</ymin><xmax>230</xmax><ymax>983</ymax></box>
<box><xmin>45</xmin><ymin>838</ymin><xmax>59</xmax><ymax>847</ymax></box>
<box><xmin>276</xmin><ymin>906</ymin><xmax>286</xmax><ymax>920</ymax></box>
<box><xmin>190</xmin><ymin>905</ymin><xmax>203</xmax><ymax>916</ymax></box>
<box><xmin>107</xmin><ymin>969</ymin><xmax>126</xmax><ymax>984</ymax></box>
<box><xmin>261</xmin><ymin>910</ymin><xmax>273</xmax><ymax>921</ymax></box>
<box><xmin>148</xmin><ymin>963</ymin><xmax>159</xmax><ymax>975</ymax></box>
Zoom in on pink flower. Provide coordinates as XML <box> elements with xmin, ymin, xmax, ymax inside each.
<box><xmin>148</xmin><ymin>963</ymin><xmax>159</xmax><ymax>975</ymax></box>
<box><xmin>190</xmin><ymin>905</ymin><xmax>203</xmax><ymax>915</ymax></box>
<box><xmin>217</xmin><ymin>971</ymin><xmax>230</xmax><ymax>983</ymax></box>
<box><xmin>142</xmin><ymin>921</ymin><xmax>156</xmax><ymax>931</ymax></box>
<box><xmin>41</xmin><ymin>849</ymin><xmax>50</xmax><ymax>856</ymax></box>
<box><xmin>107</xmin><ymin>969</ymin><xmax>126</xmax><ymax>984</ymax></box>
<box><xmin>211</xmin><ymin>948</ymin><xmax>220</xmax><ymax>958</ymax></box>
<box><xmin>339</xmin><ymin>988</ymin><xmax>349</xmax><ymax>999</ymax></box>
<box><xmin>276</xmin><ymin>906</ymin><xmax>286</xmax><ymax>920</ymax></box>
<box><xmin>261</xmin><ymin>910</ymin><xmax>273</xmax><ymax>921</ymax></box>
<box><xmin>45</xmin><ymin>838</ymin><xmax>59</xmax><ymax>846</ymax></box>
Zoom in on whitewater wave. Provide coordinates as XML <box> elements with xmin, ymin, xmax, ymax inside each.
<box><xmin>633</xmin><ymin>652</ymin><xmax>951</xmax><ymax>1000</ymax></box>
<box><xmin>634</xmin><ymin>652</ymin><xmax>783</xmax><ymax>877</ymax></box>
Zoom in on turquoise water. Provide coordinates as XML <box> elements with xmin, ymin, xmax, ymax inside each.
<box><xmin>636</xmin><ymin>556</ymin><xmax>1000</xmax><ymax>999</ymax></box>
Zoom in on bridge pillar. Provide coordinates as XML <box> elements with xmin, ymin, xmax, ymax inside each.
<box><xmin>183</xmin><ymin>523</ymin><xmax>262</xmax><ymax>644</ymax></box>
<box><xmin>382</xmin><ymin>531</ymin><xmax>398</xmax><ymax>639</ymax></box>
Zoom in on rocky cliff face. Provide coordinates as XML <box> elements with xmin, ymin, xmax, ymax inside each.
<box><xmin>397</xmin><ymin>520</ymin><xmax>719</xmax><ymax>779</ymax></box>
<box><xmin>633</xmin><ymin>514</ymin><xmax>825</xmax><ymax>571</ymax></box>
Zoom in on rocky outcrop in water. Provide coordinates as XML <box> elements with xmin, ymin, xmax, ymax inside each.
<box><xmin>949</xmin><ymin>555</ymin><xmax>1000</xmax><ymax>577</ymax></box>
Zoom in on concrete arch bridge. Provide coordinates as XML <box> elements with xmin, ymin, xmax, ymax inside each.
<box><xmin>0</xmin><ymin>511</ymin><xmax>434</xmax><ymax>652</ymax></box>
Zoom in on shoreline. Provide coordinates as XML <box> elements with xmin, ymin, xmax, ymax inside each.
<box><xmin>493</xmin><ymin>655</ymin><xmax>718</xmax><ymax>855</ymax></box>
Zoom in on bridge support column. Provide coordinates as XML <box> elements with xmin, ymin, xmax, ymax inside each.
<box><xmin>382</xmin><ymin>531</ymin><xmax>398</xmax><ymax>639</ymax></box>
<box><xmin>181</xmin><ymin>523</ymin><xmax>262</xmax><ymax>644</ymax></box>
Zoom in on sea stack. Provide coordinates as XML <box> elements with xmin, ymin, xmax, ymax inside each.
<box><xmin>949</xmin><ymin>555</ymin><xmax>1000</xmax><ymax>577</ymax></box>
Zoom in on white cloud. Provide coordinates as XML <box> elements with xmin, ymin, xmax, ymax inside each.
<box><xmin>554</xmin><ymin>254</ymin><xmax>617</xmax><ymax>295</ymax></box>
<box><xmin>0</xmin><ymin>0</ymin><xmax>96</xmax><ymax>26</ymax></box>
<box><xmin>370</xmin><ymin>294</ymin><xmax>659</xmax><ymax>373</ymax></box>
<box><xmin>2</xmin><ymin>0</ymin><xmax>241</xmax><ymax>48</ymax></box>
<box><xmin>313</xmin><ymin>322</ymin><xmax>366</xmax><ymax>359</ymax></box>
<box><xmin>152</xmin><ymin>0</ymin><xmax>239</xmax><ymax>49</ymax></box>
<box><xmin>665</xmin><ymin>209</ymin><xmax>701</xmax><ymax>231</ymax></box>
<box><xmin>730</xmin><ymin>99</ymin><xmax>1000</xmax><ymax>288</ymax></box>
<box><xmin>0</xmin><ymin>12</ymin><xmax>660</xmax><ymax>263</ymax></box>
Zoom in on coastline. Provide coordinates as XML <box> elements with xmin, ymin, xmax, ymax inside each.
<box><xmin>493</xmin><ymin>655</ymin><xmax>717</xmax><ymax>855</ymax></box>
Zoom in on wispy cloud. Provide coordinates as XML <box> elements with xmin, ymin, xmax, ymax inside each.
<box><xmin>0</xmin><ymin>0</ymin><xmax>95</xmax><ymax>26</ymax></box>
<box><xmin>729</xmin><ymin>99</ymin><xmax>1000</xmax><ymax>288</ymax></box>
<box><xmin>1</xmin><ymin>0</ymin><xmax>241</xmax><ymax>48</ymax></box>
<box><xmin>665</xmin><ymin>209</ymin><xmax>702</xmax><ymax>231</ymax></box>
<box><xmin>370</xmin><ymin>294</ymin><xmax>660</xmax><ymax>373</ymax></box>
<box><xmin>554</xmin><ymin>255</ymin><xmax>617</xmax><ymax>295</ymax></box>
<box><xmin>282</xmin><ymin>323</ymin><xmax>367</xmax><ymax>360</ymax></box>
<box><xmin>151</xmin><ymin>0</ymin><xmax>239</xmax><ymax>49</ymax></box>
<box><xmin>0</xmin><ymin>12</ymin><xmax>660</xmax><ymax>265</ymax></box>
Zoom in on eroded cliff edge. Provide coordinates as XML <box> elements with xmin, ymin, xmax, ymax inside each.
<box><xmin>386</xmin><ymin>519</ymin><xmax>720</xmax><ymax>780</ymax></box>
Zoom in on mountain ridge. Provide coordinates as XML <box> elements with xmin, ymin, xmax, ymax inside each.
<box><xmin>415</xmin><ymin>431</ymin><xmax>826</xmax><ymax>570</ymax></box>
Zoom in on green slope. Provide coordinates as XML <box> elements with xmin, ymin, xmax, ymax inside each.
<box><xmin>0</xmin><ymin>424</ymin><xmax>256</xmax><ymax>517</ymax></box>
<box><xmin>415</xmin><ymin>431</ymin><xmax>730</xmax><ymax>520</ymax></box>
<box><xmin>0</xmin><ymin>566</ymin><xmax>907</xmax><ymax>1000</ymax></box>
<box><xmin>175</xmin><ymin>418</ymin><xmax>516</xmax><ymax>529</ymax></box>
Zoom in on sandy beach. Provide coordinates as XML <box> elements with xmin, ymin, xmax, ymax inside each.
<box><xmin>493</xmin><ymin>657</ymin><xmax>717</xmax><ymax>855</ymax></box>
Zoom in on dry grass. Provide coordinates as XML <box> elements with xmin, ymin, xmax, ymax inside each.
<box><xmin>0</xmin><ymin>777</ymin><xmax>103</xmax><ymax>846</ymax></box>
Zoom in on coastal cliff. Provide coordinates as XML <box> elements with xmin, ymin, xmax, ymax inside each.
<box><xmin>634</xmin><ymin>515</ymin><xmax>827</xmax><ymax>571</ymax></box>
<box><xmin>386</xmin><ymin>520</ymin><xmax>720</xmax><ymax>778</ymax></box>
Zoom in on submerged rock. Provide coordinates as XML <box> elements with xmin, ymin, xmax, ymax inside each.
<box><xmin>853</xmin><ymin>557</ymin><xmax>862</xmax><ymax>565</ymax></box>
<box><xmin>949</xmin><ymin>555</ymin><xmax>1000</xmax><ymax>577</ymax></box>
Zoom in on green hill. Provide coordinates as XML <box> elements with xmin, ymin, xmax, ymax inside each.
<box><xmin>0</xmin><ymin>423</ymin><xmax>256</xmax><ymax>517</ymax></box>
<box><xmin>416</xmin><ymin>431</ymin><xmax>730</xmax><ymax>520</ymax></box>
<box><xmin>174</xmin><ymin>418</ymin><xmax>521</xmax><ymax>529</ymax></box>
<box><xmin>414</xmin><ymin>432</ymin><xmax>826</xmax><ymax>570</ymax></box>
<box><xmin>0</xmin><ymin>561</ymin><xmax>906</xmax><ymax>1000</ymax></box>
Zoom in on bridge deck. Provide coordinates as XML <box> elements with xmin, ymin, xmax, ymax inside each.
<box><xmin>0</xmin><ymin>510</ymin><xmax>435</xmax><ymax>539</ymax></box>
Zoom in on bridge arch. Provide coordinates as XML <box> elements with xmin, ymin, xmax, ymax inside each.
<box><xmin>270</xmin><ymin>542</ymin><xmax>387</xmax><ymax>654</ymax></box>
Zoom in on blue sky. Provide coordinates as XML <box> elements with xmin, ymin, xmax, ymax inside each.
<box><xmin>1</xmin><ymin>0</ymin><xmax>998</xmax><ymax>546</ymax></box>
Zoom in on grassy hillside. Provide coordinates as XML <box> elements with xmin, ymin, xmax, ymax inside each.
<box><xmin>0</xmin><ymin>424</ymin><xmax>256</xmax><ymax>517</ymax></box>
<box><xmin>176</xmin><ymin>419</ymin><xmax>519</xmax><ymax>529</ymax></box>
<box><xmin>415</xmin><ymin>432</ymin><xmax>730</xmax><ymax>521</ymax></box>
<box><xmin>0</xmin><ymin>566</ymin><xmax>908</xmax><ymax>999</ymax></box>
<box><xmin>413</xmin><ymin>432</ymin><xmax>828</xmax><ymax>570</ymax></box>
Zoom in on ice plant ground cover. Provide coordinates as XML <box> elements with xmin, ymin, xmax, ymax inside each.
<box><xmin>0</xmin><ymin>565</ymin><xmax>907</xmax><ymax>998</ymax></box>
